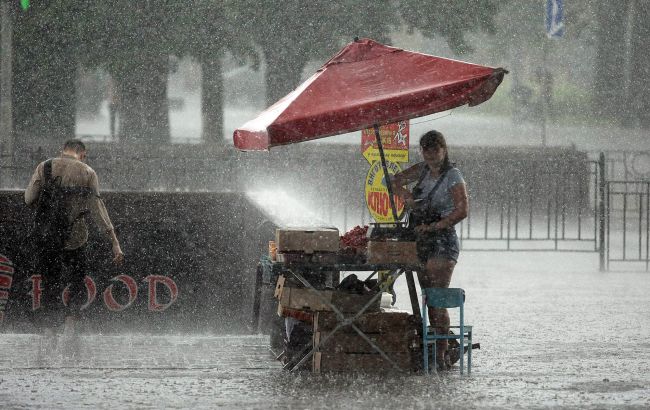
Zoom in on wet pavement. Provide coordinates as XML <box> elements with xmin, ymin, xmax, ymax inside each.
<box><xmin>1</xmin><ymin>252</ymin><xmax>649</xmax><ymax>409</ymax></box>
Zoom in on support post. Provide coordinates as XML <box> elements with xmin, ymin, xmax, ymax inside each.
<box><xmin>0</xmin><ymin>2</ymin><xmax>14</xmax><ymax>188</ymax></box>
<box><xmin>599</xmin><ymin>153</ymin><xmax>606</xmax><ymax>271</ymax></box>
<box><xmin>373</xmin><ymin>124</ymin><xmax>399</xmax><ymax>222</ymax></box>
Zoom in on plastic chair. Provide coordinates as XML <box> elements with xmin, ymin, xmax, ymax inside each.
<box><xmin>421</xmin><ymin>287</ymin><xmax>472</xmax><ymax>375</ymax></box>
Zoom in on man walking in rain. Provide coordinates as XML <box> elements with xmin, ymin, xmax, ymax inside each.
<box><xmin>25</xmin><ymin>139</ymin><xmax>124</xmax><ymax>348</ymax></box>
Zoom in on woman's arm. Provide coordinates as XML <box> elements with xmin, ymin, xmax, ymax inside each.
<box><xmin>391</xmin><ymin>162</ymin><xmax>425</xmax><ymax>207</ymax></box>
<box><xmin>432</xmin><ymin>183</ymin><xmax>468</xmax><ymax>230</ymax></box>
<box><xmin>414</xmin><ymin>182</ymin><xmax>468</xmax><ymax>233</ymax></box>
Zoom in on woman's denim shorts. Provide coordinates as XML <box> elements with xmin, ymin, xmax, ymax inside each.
<box><xmin>416</xmin><ymin>228</ymin><xmax>460</xmax><ymax>263</ymax></box>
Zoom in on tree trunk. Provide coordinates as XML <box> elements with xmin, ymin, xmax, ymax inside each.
<box><xmin>629</xmin><ymin>0</ymin><xmax>650</xmax><ymax>128</ymax></box>
<box><xmin>201</xmin><ymin>57</ymin><xmax>223</xmax><ymax>144</ymax></box>
<box><xmin>13</xmin><ymin>18</ymin><xmax>76</xmax><ymax>145</ymax></box>
<box><xmin>263</xmin><ymin>44</ymin><xmax>308</xmax><ymax>106</ymax></box>
<box><xmin>116</xmin><ymin>55</ymin><xmax>170</xmax><ymax>144</ymax></box>
<box><xmin>593</xmin><ymin>1</ymin><xmax>629</xmax><ymax>119</ymax></box>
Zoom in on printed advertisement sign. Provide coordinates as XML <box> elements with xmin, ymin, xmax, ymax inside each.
<box><xmin>361</xmin><ymin>121</ymin><xmax>409</xmax><ymax>164</ymax></box>
<box><xmin>364</xmin><ymin>160</ymin><xmax>405</xmax><ymax>223</ymax></box>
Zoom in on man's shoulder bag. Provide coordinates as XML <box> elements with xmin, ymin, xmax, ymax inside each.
<box><xmin>28</xmin><ymin>159</ymin><xmax>70</xmax><ymax>252</ymax></box>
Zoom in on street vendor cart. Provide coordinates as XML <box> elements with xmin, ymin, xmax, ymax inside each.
<box><xmin>235</xmin><ymin>38</ymin><xmax>506</xmax><ymax>372</ymax></box>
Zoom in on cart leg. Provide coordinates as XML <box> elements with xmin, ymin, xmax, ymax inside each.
<box><xmin>404</xmin><ymin>270</ymin><xmax>422</xmax><ymax>327</ymax></box>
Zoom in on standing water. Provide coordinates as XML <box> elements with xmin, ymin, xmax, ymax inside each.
<box><xmin>1</xmin><ymin>251</ymin><xmax>648</xmax><ymax>408</ymax></box>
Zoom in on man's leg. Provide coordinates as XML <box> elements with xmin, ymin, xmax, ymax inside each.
<box><xmin>37</xmin><ymin>249</ymin><xmax>65</xmax><ymax>332</ymax></box>
<box><xmin>61</xmin><ymin>246</ymin><xmax>87</xmax><ymax>337</ymax></box>
<box><xmin>35</xmin><ymin>250</ymin><xmax>64</xmax><ymax>357</ymax></box>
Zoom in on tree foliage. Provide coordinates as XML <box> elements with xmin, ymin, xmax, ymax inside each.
<box><xmin>233</xmin><ymin>1</ymin><xmax>399</xmax><ymax>105</ymax></box>
<box><xmin>11</xmin><ymin>0</ymin><xmax>506</xmax><ymax>145</ymax></box>
<box><xmin>398</xmin><ymin>0</ymin><xmax>498</xmax><ymax>55</ymax></box>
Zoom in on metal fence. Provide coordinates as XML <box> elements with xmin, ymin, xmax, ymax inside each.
<box><xmin>3</xmin><ymin>143</ymin><xmax>649</xmax><ymax>271</ymax></box>
<box><xmin>457</xmin><ymin>155</ymin><xmax>604</xmax><ymax>254</ymax></box>
<box><xmin>606</xmin><ymin>180</ymin><xmax>650</xmax><ymax>271</ymax></box>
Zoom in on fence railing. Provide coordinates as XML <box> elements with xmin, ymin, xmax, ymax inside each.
<box><xmin>606</xmin><ymin>181</ymin><xmax>650</xmax><ymax>271</ymax></box>
<box><xmin>457</xmin><ymin>156</ymin><xmax>603</xmax><ymax>254</ymax></box>
<box><xmin>3</xmin><ymin>144</ymin><xmax>649</xmax><ymax>271</ymax></box>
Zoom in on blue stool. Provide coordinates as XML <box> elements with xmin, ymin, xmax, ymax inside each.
<box><xmin>421</xmin><ymin>287</ymin><xmax>472</xmax><ymax>375</ymax></box>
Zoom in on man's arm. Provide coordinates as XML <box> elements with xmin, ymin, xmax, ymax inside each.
<box><xmin>25</xmin><ymin>162</ymin><xmax>44</xmax><ymax>207</ymax></box>
<box><xmin>88</xmin><ymin>170</ymin><xmax>124</xmax><ymax>264</ymax></box>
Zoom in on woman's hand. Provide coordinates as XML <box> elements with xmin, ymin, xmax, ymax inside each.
<box><xmin>414</xmin><ymin>224</ymin><xmax>434</xmax><ymax>234</ymax></box>
<box><xmin>401</xmin><ymin>190</ymin><xmax>416</xmax><ymax>209</ymax></box>
<box><xmin>415</xmin><ymin>220</ymin><xmax>448</xmax><ymax>234</ymax></box>
<box><xmin>431</xmin><ymin>220</ymin><xmax>447</xmax><ymax>231</ymax></box>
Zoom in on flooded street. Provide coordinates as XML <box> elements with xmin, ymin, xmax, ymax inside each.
<box><xmin>1</xmin><ymin>252</ymin><xmax>648</xmax><ymax>409</ymax></box>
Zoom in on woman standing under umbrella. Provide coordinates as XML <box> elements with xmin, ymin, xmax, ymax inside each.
<box><xmin>391</xmin><ymin>130</ymin><xmax>468</xmax><ymax>369</ymax></box>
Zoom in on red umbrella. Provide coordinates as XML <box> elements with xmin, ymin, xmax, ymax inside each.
<box><xmin>233</xmin><ymin>38</ymin><xmax>506</xmax><ymax>151</ymax></box>
<box><xmin>234</xmin><ymin>38</ymin><xmax>507</xmax><ymax>221</ymax></box>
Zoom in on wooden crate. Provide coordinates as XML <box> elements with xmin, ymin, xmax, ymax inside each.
<box><xmin>312</xmin><ymin>311</ymin><xmax>421</xmax><ymax>373</ymax></box>
<box><xmin>276</xmin><ymin>227</ymin><xmax>340</xmax><ymax>254</ymax></box>
<box><xmin>314</xmin><ymin>311</ymin><xmax>414</xmax><ymax>334</ymax></box>
<box><xmin>366</xmin><ymin>240</ymin><xmax>419</xmax><ymax>265</ymax></box>
<box><xmin>313</xmin><ymin>351</ymin><xmax>416</xmax><ymax>373</ymax></box>
<box><xmin>276</xmin><ymin>252</ymin><xmax>339</xmax><ymax>265</ymax></box>
<box><xmin>314</xmin><ymin>330</ymin><xmax>418</xmax><ymax>354</ymax></box>
<box><xmin>275</xmin><ymin>276</ymin><xmax>380</xmax><ymax>313</ymax></box>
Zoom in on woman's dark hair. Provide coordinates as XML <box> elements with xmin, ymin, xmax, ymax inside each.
<box><xmin>419</xmin><ymin>130</ymin><xmax>451</xmax><ymax>171</ymax></box>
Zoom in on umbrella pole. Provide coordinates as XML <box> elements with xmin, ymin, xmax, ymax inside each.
<box><xmin>373</xmin><ymin>124</ymin><xmax>399</xmax><ymax>223</ymax></box>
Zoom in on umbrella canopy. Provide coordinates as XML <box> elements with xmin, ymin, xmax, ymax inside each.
<box><xmin>233</xmin><ymin>38</ymin><xmax>507</xmax><ymax>151</ymax></box>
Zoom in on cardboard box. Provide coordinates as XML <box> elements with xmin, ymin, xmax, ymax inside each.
<box><xmin>276</xmin><ymin>227</ymin><xmax>340</xmax><ymax>254</ymax></box>
<box><xmin>314</xmin><ymin>311</ymin><xmax>414</xmax><ymax>334</ymax></box>
<box><xmin>311</xmin><ymin>311</ymin><xmax>420</xmax><ymax>373</ymax></box>
<box><xmin>312</xmin><ymin>351</ymin><xmax>415</xmax><ymax>373</ymax></box>
<box><xmin>276</xmin><ymin>252</ymin><xmax>339</xmax><ymax>265</ymax></box>
<box><xmin>314</xmin><ymin>331</ymin><xmax>419</xmax><ymax>354</ymax></box>
<box><xmin>366</xmin><ymin>240</ymin><xmax>419</xmax><ymax>265</ymax></box>
<box><xmin>277</xmin><ymin>286</ymin><xmax>380</xmax><ymax>313</ymax></box>
<box><xmin>278</xmin><ymin>287</ymin><xmax>334</xmax><ymax>312</ymax></box>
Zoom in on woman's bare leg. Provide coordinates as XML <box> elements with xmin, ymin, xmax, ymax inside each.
<box><xmin>418</xmin><ymin>258</ymin><xmax>456</xmax><ymax>366</ymax></box>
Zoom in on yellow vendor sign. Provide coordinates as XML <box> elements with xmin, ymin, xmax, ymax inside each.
<box><xmin>362</xmin><ymin>121</ymin><xmax>409</xmax><ymax>223</ymax></box>
<box><xmin>364</xmin><ymin>160</ymin><xmax>405</xmax><ymax>223</ymax></box>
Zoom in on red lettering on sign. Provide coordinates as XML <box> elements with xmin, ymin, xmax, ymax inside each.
<box><xmin>0</xmin><ymin>274</ymin><xmax>12</xmax><ymax>289</ymax></box>
<box><xmin>30</xmin><ymin>275</ymin><xmax>43</xmax><ymax>310</ymax></box>
<box><xmin>103</xmin><ymin>275</ymin><xmax>138</xmax><ymax>312</ymax></box>
<box><xmin>27</xmin><ymin>274</ymin><xmax>177</xmax><ymax>312</ymax></box>
<box><xmin>381</xmin><ymin>192</ymin><xmax>389</xmax><ymax>216</ymax></box>
<box><xmin>62</xmin><ymin>276</ymin><xmax>97</xmax><ymax>310</ymax></box>
<box><xmin>367</xmin><ymin>192</ymin><xmax>405</xmax><ymax>219</ymax></box>
<box><xmin>145</xmin><ymin>275</ymin><xmax>178</xmax><ymax>312</ymax></box>
<box><xmin>0</xmin><ymin>265</ymin><xmax>14</xmax><ymax>274</ymax></box>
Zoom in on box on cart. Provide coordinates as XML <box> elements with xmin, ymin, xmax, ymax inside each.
<box><xmin>366</xmin><ymin>240</ymin><xmax>419</xmax><ymax>265</ymax></box>
<box><xmin>275</xmin><ymin>227</ymin><xmax>340</xmax><ymax>254</ymax></box>
<box><xmin>311</xmin><ymin>311</ymin><xmax>420</xmax><ymax>373</ymax></box>
<box><xmin>275</xmin><ymin>276</ymin><xmax>380</xmax><ymax>314</ymax></box>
